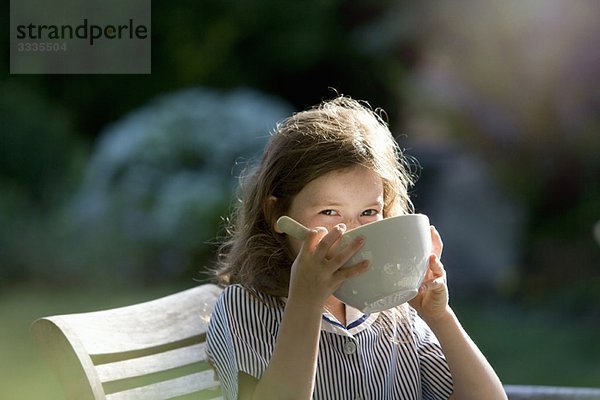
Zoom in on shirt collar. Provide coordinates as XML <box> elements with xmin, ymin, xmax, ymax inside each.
<box><xmin>280</xmin><ymin>296</ymin><xmax>379</xmax><ymax>337</ymax></box>
<box><xmin>321</xmin><ymin>304</ymin><xmax>379</xmax><ymax>337</ymax></box>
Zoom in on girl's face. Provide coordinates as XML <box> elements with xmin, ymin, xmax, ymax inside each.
<box><xmin>284</xmin><ymin>165</ymin><xmax>384</xmax><ymax>257</ymax></box>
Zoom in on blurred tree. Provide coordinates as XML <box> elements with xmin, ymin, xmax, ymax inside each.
<box><xmin>0</xmin><ymin>81</ymin><xmax>86</xmax><ymax>283</ymax></box>
<box><xmin>2</xmin><ymin>0</ymin><xmax>412</xmax><ymax>286</ymax></box>
<box><xmin>400</xmin><ymin>0</ymin><xmax>600</xmax><ymax>315</ymax></box>
<box><xmin>3</xmin><ymin>0</ymin><xmax>408</xmax><ymax>141</ymax></box>
<box><xmin>0</xmin><ymin>81</ymin><xmax>85</xmax><ymax>207</ymax></box>
<box><xmin>53</xmin><ymin>87</ymin><xmax>291</xmax><ymax>285</ymax></box>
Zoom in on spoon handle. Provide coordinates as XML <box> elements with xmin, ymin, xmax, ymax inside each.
<box><xmin>276</xmin><ymin>216</ymin><xmax>310</xmax><ymax>240</ymax></box>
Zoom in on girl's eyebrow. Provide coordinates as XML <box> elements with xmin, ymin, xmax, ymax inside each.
<box><xmin>309</xmin><ymin>199</ymin><xmax>383</xmax><ymax>208</ymax></box>
<box><xmin>309</xmin><ymin>201</ymin><xmax>342</xmax><ymax>209</ymax></box>
<box><xmin>368</xmin><ymin>201</ymin><xmax>384</xmax><ymax>209</ymax></box>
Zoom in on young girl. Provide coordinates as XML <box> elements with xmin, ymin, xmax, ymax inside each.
<box><xmin>206</xmin><ymin>96</ymin><xmax>507</xmax><ymax>399</ymax></box>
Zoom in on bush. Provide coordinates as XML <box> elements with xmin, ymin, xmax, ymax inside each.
<box><xmin>62</xmin><ymin>87</ymin><xmax>292</xmax><ymax>285</ymax></box>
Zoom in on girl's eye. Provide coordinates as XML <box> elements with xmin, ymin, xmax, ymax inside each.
<box><xmin>362</xmin><ymin>209</ymin><xmax>380</xmax><ymax>217</ymax></box>
<box><xmin>319</xmin><ymin>209</ymin><xmax>338</xmax><ymax>216</ymax></box>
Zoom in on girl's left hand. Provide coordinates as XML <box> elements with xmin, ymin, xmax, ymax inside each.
<box><xmin>408</xmin><ymin>226</ymin><xmax>450</xmax><ymax>322</ymax></box>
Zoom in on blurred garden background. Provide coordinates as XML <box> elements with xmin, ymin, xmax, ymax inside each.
<box><xmin>1</xmin><ymin>0</ymin><xmax>599</xmax><ymax>398</ymax></box>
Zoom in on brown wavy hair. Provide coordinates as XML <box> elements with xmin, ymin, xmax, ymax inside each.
<box><xmin>213</xmin><ymin>96</ymin><xmax>416</xmax><ymax>297</ymax></box>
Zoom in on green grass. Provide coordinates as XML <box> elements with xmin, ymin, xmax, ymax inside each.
<box><xmin>1</xmin><ymin>285</ymin><xmax>598</xmax><ymax>400</ymax></box>
<box><xmin>454</xmin><ymin>301</ymin><xmax>600</xmax><ymax>386</ymax></box>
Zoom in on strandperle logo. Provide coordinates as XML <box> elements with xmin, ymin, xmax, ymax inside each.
<box><xmin>10</xmin><ymin>0</ymin><xmax>151</xmax><ymax>74</ymax></box>
<box><xmin>15</xmin><ymin>18</ymin><xmax>149</xmax><ymax>46</ymax></box>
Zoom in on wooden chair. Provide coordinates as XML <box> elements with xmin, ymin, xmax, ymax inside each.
<box><xmin>31</xmin><ymin>284</ymin><xmax>223</xmax><ymax>400</ymax></box>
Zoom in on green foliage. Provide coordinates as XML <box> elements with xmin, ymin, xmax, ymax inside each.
<box><xmin>2</xmin><ymin>1</ymin><xmax>597</xmax><ymax>315</ymax></box>
<box><xmin>1</xmin><ymin>87</ymin><xmax>292</xmax><ymax>286</ymax></box>
<box><xmin>3</xmin><ymin>0</ymin><xmax>405</xmax><ymax>287</ymax></box>
<box><xmin>5</xmin><ymin>1</ymin><xmax>403</xmax><ymax>140</ymax></box>
<box><xmin>401</xmin><ymin>0</ymin><xmax>600</xmax><ymax>315</ymax></box>
<box><xmin>0</xmin><ymin>82</ymin><xmax>86</xmax><ymax>283</ymax></box>
<box><xmin>0</xmin><ymin>81</ymin><xmax>85</xmax><ymax>206</ymax></box>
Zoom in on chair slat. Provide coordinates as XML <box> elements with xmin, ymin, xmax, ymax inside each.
<box><xmin>53</xmin><ymin>284</ymin><xmax>221</xmax><ymax>356</ymax></box>
<box><xmin>105</xmin><ymin>371</ymin><xmax>221</xmax><ymax>400</ymax></box>
<box><xmin>96</xmin><ymin>343</ymin><xmax>208</xmax><ymax>382</ymax></box>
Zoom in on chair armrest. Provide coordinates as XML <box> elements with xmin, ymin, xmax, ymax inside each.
<box><xmin>505</xmin><ymin>385</ymin><xmax>600</xmax><ymax>400</ymax></box>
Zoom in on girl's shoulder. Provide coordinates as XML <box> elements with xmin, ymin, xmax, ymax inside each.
<box><xmin>217</xmin><ymin>283</ymin><xmax>285</xmax><ymax>310</ymax></box>
<box><xmin>211</xmin><ymin>284</ymin><xmax>285</xmax><ymax>336</ymax></box>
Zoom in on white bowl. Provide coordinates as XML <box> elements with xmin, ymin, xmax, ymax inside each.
<box><xmin>277</xmin><ymin>214</ymin><xmax>432</xmax><ymax>313</ymax></box>
<box><xmin>334</xmin><ymin>214</ymin><xmax>431</xmax><ymax>313</ymax></box>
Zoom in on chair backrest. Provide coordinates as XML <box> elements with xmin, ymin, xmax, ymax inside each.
<box><xmin>31</xmin><ymin>284</ymin><xmax>223</xmax><ymax>400</ymax></box>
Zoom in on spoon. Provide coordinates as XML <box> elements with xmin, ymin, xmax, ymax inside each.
<box><xmin>276</xmin><ymin>216</ymin><xmax>310</xmax><ymax>240</ymax></box>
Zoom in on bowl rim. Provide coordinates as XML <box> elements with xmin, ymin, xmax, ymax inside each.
<box><xmin>343</xmin><ymin>213</ymin><xmax>429</xmax><ymax>235</ymax></box>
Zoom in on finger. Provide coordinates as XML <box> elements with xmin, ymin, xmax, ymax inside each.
<box><xmin>302</xmin><ymin>226</ymin><xmax>329</xmax><ymax>253</ymax></box>
<box><xmin>429</xmin><ymin>255</ymin><xmax>447</xmax><ymax>285</ymax></box>
<box><xmin>422</xmin><ymin>254</ymin><xmax>445</xmax><ymax>284</ymax></box>
<box><xmin>328</xmin><ymin>235</ymin><xmax>365</xmax><ymax>269</ymax></box>
<box><xmin>333</xmin><ymin>259</ymin><xmax>370</xmax><ymax>282</ymax></box>
<box><xmin>419</xmin><ymin>276</ymin><xmax>446</xmax><ymax>293</ymax></box>
<box><xmin>430</xmin><ymin>226</ymin><xmax>443</xmax><ymax>258</ymax></box>
<box><xmin>313</xmin><ymin>224</ymin><xmax>346</xmax><ymax>259</ymax></box>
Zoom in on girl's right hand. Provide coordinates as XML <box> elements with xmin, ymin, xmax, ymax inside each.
<box><xmin>287</xmin><ymin>223</ymin><xmax>370</xmax><ymax>307</ymax></box>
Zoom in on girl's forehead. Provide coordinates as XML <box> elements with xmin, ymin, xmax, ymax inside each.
<box><xmin>296</xmin><ymin>166</ymin><xmax>384</xmax><ymax>203</ymax></box>
<box><xmin>313</xmin><ymin>165</ymin><xmax>381</xmax><ymax>184</ymax></box>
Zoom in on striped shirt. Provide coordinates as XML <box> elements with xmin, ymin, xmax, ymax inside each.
<box><xmin>206</xmin><ymin>284</ymin><xmax>453</xmax><ymax>399</ymax></box>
